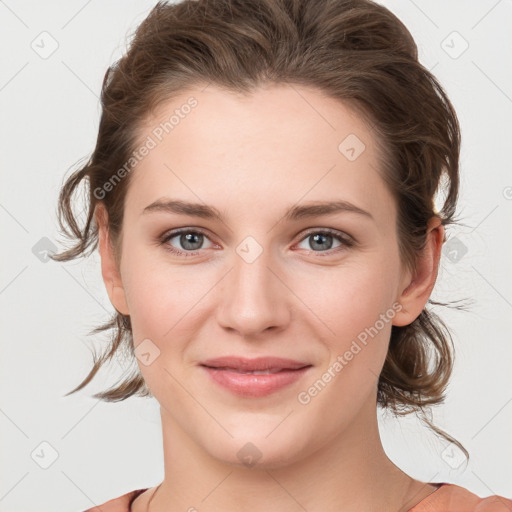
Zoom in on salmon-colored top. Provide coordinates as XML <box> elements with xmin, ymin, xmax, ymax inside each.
<box><xmin>82</xmin><ymin>483</ymin><xmax>512</xmax><ymax>512</ymax></box>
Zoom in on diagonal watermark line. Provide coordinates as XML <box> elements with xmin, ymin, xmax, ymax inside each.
<box><xmin>61</xmin><ymin>0</ymin><xmax>94</xmax><ymax>29</ymax></box>
<box><xmin>471</xmin><ymin>0</ymin><xmax>503</xmax><ymax>30</ymax></box>
<box><xmin>471</xmin><ymin>396</ymin><xmax>512</xmax><ymax>439</ymax></box>
<box><xmin>200</xmin><ymin>80</ymin><xmax>212</xmax><ymax>93</ymax></box>
<box><xmin>0</xmin><ymin>408</ymin><xmax>29</xmax><ymax>438</ymax></box>
<box><xmin>265</xmin><ymin>409</ymin><xmax>294</xmax><ymax>438</ymax></box>
<box><xmin>416</xmin><ymin>475</ymin><xmax>445</xmax><ymax>510</ymax></box>
<box><xmin>0</xmin><ymin>202</ymin><xmax>29</xmax><ymax>233</ymax></box>
<box><xmin>162</xmin><ymin>366</ymin><xmax>234</xmax><ymax>438</ymax></box>
<box><xmin>471</xmin><ymin>265</ymin><xmax>512</xmax><ymax>309</ymax></box>
<box><xmin>265</xmin><ymin>266</ymin><xmax>336</xmax><ymax>335</ymax></box>
<box><xmin>398</xmin><ymin>472</ymin><xmax>442</xmax><ymax>512</ymax></box>
<box><xmin>472</xmin><ymin>61</ymin><xmax>512</xmax><ymax>105</ymax></box>
<box><xmin>471</xmin><ymin>470</ymin><xmax>512</xmax><ymax>510</ymax></box>
<box><xmin>407</xmin><ymin>0</ymin><xmax>439</xmax><ymax>28</ymax></box>
<box><xmin>163</xmin><ymin>267</ymin><xmax>233</xmax><ymax>338</ymax></box>
<box><xmin>0</xmin><ymin>62</ymin><xmax>29</xmax><ymax>92</ymax></box>
<box><xmin>61</xmin><ymin>60</ymin><xmax>100</xmax><ymax>99</ymax></box>
<box><xmin>286</xmin><ymin>82</ymin><xmax>336</xmax><ymax>130</ymax></box>
<box><xmin>200</xmin><ymin>471</ymin><xmax>233</xmax><ymax>503</ymax></box>
<box><xmin>61</xmin><ymin>266</ymin><xmax>110</xmax><ymax>313</ymax></box>
<box><xmin>61</xmin><ymin>470</ymin><xmax>99</xmax><ymax>509</ymax></box>
<box><xmin>61</xmin><ymin>400</ymin><xmax>102</xmax><ymax>440</ymax></box>
<box><xmin>0</xmin><ymin>1</ymin><xmax>29</xmax><ymax>28</ymax></box>
<box><xmin>0</xmin><ymin>472</ymin><xmax>29</xmax><ymax>503</ymax></box>
<box><xmin>0</xmin><ymin>265</ymin><xmax>28</xmax><ymax>295</ymax></box>
<box><xmin>469</xmin><ymin>204</ymin><xmax>499</xmax><ymax>233</ymax></box>
<box><xmin>265</xmin><ymin>471</ymin><xmax>309</xmax><ymax>511</ymax></box>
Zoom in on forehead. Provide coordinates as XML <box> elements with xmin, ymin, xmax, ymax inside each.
<box><xmin>126</xmin><ymin>83</ymin><xmax>395</xmax><ymax>225</ymax></box>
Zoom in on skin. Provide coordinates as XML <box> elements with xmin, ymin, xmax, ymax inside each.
<box><xmin>96</xmin><ymin>83</ymin><xmax>444</xmax><ymax>512</ymax></box>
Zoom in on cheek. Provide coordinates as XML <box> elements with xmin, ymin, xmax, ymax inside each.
<box><xmin>305</xmin><ymin>259</ymin><xmax>399</xmax><ymax>335</ymax></box>
<box><xmin>124</xmin><ymin>266</ymin><xmax>205</xmax><ymax>341</ymax></box>
<box><xmin>120</xmin><ymin>237</ymin><xmax>203</xmax><ymax>322</ymax></box>
<box><xmin>301</xmin><ymin>260</ymin><xmax>399</xmax><ymax>393</ymax></box>
<box><xmin>290</xmin><ymin>269</ymin><xmax>398</xmax><ymax>439</ymax></box>
<box><xmin>121</xmin><ymin>256</ymin><xmax>208</xmax><ymax>397</ymax></box>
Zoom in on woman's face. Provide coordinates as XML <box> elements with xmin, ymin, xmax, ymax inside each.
<box><xmin>101</xmin><ymin>83</ymin><xmax>418</xmax><ymax>468</ymax></box>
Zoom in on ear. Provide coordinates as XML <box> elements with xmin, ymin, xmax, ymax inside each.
<box><xmin>392</xmin><ymin>217</ymin><xmax>444</xmax><ymax>327</ymax></box>
<box><xmin>95</xmin><ymin>203</ymin><xmax>130</xmax><ymax>316</ymax></box>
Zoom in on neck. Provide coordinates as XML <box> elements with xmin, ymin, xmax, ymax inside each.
<box><xmin>145</xmin><ymin>400</ymin><xmax>432</xmax><ymax>512</ymax></box>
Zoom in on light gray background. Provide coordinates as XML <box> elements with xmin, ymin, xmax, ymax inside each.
<box><xmin>1</xmin><ymin>1</ymin><xmax>511</xmax><ymax>511</ymax></box>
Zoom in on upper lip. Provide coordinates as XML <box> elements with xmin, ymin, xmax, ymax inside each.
<box><xmin>200</xmin><ymin>356</ymin><xmax>311</xmax><ymax>371</ymax></box>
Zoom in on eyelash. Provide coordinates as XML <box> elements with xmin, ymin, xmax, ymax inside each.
<box><xmin>158</xmin><ymin>227</ymin><xmax>355</xmax><ymax>258</ymax></box>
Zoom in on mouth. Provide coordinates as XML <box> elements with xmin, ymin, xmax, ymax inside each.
<box><xmin>202</xmin><ymin>367</ymin><xmax>301</xmax><ymax>374</ymax></box>
<box><xmin>199</xmin><ymin>356</ymin><xmax>313</xmax><ymax>397</ymax></box>
<box><xmin>200</xmin><ymin>355</ymin><xmax>311</xmax><ymax>372</ymax></box>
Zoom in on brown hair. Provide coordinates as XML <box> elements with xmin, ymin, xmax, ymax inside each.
<box><xmin>51</xmin><ymin>0</ymin><xmax>470</xmax><ymax>461</ymax></box>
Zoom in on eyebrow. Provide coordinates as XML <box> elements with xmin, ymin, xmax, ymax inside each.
<box><xmin>141</xmin><ymin>198</ymin><xmax>374</xmax><ymax>221</ymax></box>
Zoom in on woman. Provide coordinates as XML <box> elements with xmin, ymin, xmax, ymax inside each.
<box><xmin>51</xmin><ymin>0</ymin><xmax>511</xmax><ymax>510</ymax></box>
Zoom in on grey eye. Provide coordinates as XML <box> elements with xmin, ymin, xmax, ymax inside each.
<box><xmin>297</xmin><ymin>232</ymin><xmax>343</xmax><ymax>252</ymax></box>
<box><xmin>165</xmin><ymin>231</ymin><xmax>214</xmax><ymax>252</ymax></box>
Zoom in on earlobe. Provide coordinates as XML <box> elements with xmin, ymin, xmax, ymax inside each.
<box><xmin>392</xmin><ymin>217</ymin><xmax>444</xmax><ymax>327</ymax></box>
<box><xmin>95</xmin><ymin>203</ymin><xmax>130</xmax><ymax>316</ymax></box>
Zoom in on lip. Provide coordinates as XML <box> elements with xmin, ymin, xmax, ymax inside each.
<box><xmin>200</xmin><ymin>356</ymin><xmax>312</xmax><ymax>397</ymax></box>
<box><xmin>200</xmin><ymin>356</ymin><xmax>310</xmax><ymax>371</ymax></box>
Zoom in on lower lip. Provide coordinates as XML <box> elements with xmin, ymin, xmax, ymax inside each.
<box><xmin>201</xmin><ymin>365</ymin><xmax>312</xmax><ymax>397</ymax></box>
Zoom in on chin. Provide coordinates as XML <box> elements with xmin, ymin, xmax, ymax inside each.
<box><xmin>202</xmin><ymin>427</ymin><xmax>312</xmax><ymax>471</ymax></box>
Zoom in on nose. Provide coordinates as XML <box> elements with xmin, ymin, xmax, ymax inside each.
<box><xmin>215</xmin><ymin>246</ymin><xmax>292</xmax><ymax>338</ymax></box>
